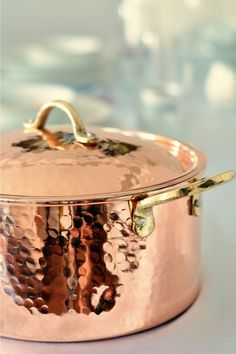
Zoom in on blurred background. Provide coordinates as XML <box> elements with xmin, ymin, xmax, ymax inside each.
<box><xmin>1</xmin><ymin>0</ymin><xmax>236</xmax><ymax>140</ymax></box>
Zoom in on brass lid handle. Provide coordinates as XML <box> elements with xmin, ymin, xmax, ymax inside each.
<box><xmin>24</xmin><ymin>100</ymin><xmax>98</xmax><ymax>144</ymax></box>
<box><xmin>131</xmin><ymin>170</ymin><xmax>236</xmax><ymax>238</ymax></box>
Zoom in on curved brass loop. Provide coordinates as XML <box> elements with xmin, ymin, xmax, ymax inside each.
<box><xmin>131</xmin><ymin>170</ymin><xmax>235</xmax><ymax>237</ymax></box>
<box><xmin>24</xmin><ymin>100</ymin><xmax>98</xmax><ymax>144</ymax></box>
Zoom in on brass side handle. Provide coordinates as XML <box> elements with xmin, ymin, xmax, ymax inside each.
<box><xmin>24</xmin><ymin>100</ymin><xmax>98</xmax><ymax>145</ymax></box>
<box><xmin>131</xmin><ymin>170</ymin><xmax>236</xmax><ymax>238</ymax></box>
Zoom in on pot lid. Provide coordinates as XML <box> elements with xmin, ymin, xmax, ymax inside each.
<box><xmin>0</xmin><ymin>100</ymin><xmax>205</xmax><ymax>202</ymax></box>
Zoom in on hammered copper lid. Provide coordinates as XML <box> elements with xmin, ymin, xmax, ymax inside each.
<box><xmin>0</xmin><ymin>100</ymin><xmax>205</xmax><ymax>201</ymax></box>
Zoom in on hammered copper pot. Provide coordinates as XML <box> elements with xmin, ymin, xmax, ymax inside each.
<box><xmin>0</xmin><ymin>100</ymin><xmax>235</xmax><ymax>341</ymax></box>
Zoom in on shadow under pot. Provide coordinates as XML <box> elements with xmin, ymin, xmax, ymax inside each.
<box><xmin>0</xmin><ymin>100</ymin><xmax>235</xmax><ymax>341</ymax></box>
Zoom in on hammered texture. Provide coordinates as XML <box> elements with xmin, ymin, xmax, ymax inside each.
<box><xmin>0</xmin><ymin>127</ymin><xmax>204</xmax><ymax>197</ymax></box>
<box><xmin>0</xmin><ymin>197</ymin><xmax>201</xmax><ymax>341</ymax></box>
<box><xmin>0</xmin><ymin>202</ymin><xmax>146</xmax><ymax>317</ymax></box>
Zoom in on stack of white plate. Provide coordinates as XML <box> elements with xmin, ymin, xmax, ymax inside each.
<box><xmin>2</xmin><ymin>35</ymin><xmax>115</xmax><ymax>87</ymax></box>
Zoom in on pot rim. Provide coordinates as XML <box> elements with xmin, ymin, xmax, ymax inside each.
<box><xmin>0</xmin><ymin>135</ymin><xmax>207</xmax><ymax>206</ymax></box>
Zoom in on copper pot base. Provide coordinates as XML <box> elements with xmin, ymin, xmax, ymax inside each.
<box><xmin>0</xmin><ymin>283</ymin><xmax>200</xmax><ymax>342</ymax></box>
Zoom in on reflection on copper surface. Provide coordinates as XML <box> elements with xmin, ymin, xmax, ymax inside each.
<box><xmin>0</xmin><ymin>202</ymin><xmax>147</xmax><ymax>316</ymax></box>
<box><xmin>1</xmin><ymin>127</ymin><xmax>206</xmax><ymax>199</ymax></box>
<box><xmin>104</xmin><ymin>204</ymin><xmax>147</xmax><ymax>273</ymax></box>
<box><xmin>12</xmin><ymin>131</ymin><xmax>139</xmax><ymax>156</ymax></box>
<box><xmin>0</xmin><ymin>196</ymin><xmax>202</xmax><ymax>341</ymax></box>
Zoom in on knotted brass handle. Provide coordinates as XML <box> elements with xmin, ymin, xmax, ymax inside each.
<box><xmin>24</xmin><ymin>100</ymin><xmax>98</xmax><ymax>144</ymax></box>
<box><xmin>131</xmin><ymin>170</ymin><xmax>235</xmax><ymax>238</ymax></box>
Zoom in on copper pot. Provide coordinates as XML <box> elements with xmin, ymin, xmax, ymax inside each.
<box><xmin>0</xmin><ymin>100</ymin><xmax>235</xmax><ymax>341</ymax></box>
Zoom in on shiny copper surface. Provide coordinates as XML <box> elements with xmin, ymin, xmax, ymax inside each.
<box><xmin>2</xmin><ymin>102</ymin><xmax>235</xmax><ymax>341</ymax></box>
<box><xmin>0</xmin><ymin>127</ymin><xmax>205</xmax><ymax>199</ymax></box>
<box><xmin>0</xmin><ymin>195</ymin><xmax>201</xmax><ymax>341</ymax></box>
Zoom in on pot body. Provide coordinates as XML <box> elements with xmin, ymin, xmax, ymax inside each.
<box><xmin>0</xmin><ymin>191</ymin><xmax>202</xmax><ymax>341</ymax></box>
